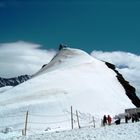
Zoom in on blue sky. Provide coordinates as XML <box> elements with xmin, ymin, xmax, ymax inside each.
<box><xmin>0</xmin><ymin>0</ymin><xmax>140</xmax><ymax>54</ymax></box>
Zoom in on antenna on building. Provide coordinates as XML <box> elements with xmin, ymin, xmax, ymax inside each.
<box><xmin>59</xmin><ymin>43</ymin><xmax>67</xmax><ymax>50</ymax></box>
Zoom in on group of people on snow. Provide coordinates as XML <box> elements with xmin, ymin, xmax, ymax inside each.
<box><xmin>103</xmin><ymin>115</ymin><xmax>112</xmax><ymax>126</ymax></box>
<box><xmin>103</xmin><ymin>113</ymin><xmax>140</xmax><ymax>126</ymax></box>
<box><xmin>130</xmin><ymin>113</ymin><xmax>139</xmax><ymax>123</ymax></box>
<box><xmin>119</xmin><ymin>113</ymin><xmax>139</xmax><ymax>124</ymax></box>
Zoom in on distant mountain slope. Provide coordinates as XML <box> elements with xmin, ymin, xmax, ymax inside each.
<box><xmin>0</xmin><ymin>75</ymin><xmax>31</xmax><ymax>88</ymax></box>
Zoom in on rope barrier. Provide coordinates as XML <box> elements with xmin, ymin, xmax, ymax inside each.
<box><xmin>0</xmin><ymin>107</ymin><xmax>98</xmax><ymax>135</ymax></box>
<box><xmin>0</xmin><ymin>115</ymin><xmax>24</xmax><ymax>118</ymax></box>
<box><xmin>0</xmin><ymin>123</ymin><xmax>24</xmax><ymax>128</ymax></box>
<box><xmin>14</xmin><ymin>129</ymin><xmax>23</xmax><ymax>132</ymax></box>
<box><xmin>29</xmin><ymin>113</ymin><xmax>66</xmax><ymax>117</ymax></box>
<box><xmin>28</xmin><ymin>119</ymin><xmax>70</xmax><ymax>125</ymax></box>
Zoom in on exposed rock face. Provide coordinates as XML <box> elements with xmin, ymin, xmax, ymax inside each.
<box><xmin>105</xmin><ymin>62</ymin><xmax>140</xmax><ymax>107</ymax></box>
<box><xmin>0</xmin><ymin>75</ymin><xmax>31</xmax><ymax>88</ymax></box>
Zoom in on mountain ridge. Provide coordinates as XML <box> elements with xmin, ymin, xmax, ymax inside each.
<box><xmin>105</xmin><ymin>62</ymin><xmax>140</xmax><ymax>107</ymax></box>
<box><xmin>0</xmin><ymin>47</ymin><xmax>137</xmax><ymax>133</ymax></box>
<box><xmin>0</xmin><ymin>75</ymin><xmax>31</xmax><ymax>88</ymax></box>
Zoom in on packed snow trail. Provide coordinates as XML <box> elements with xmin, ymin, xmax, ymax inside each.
<box><xmin>6</xmin><ymin>122</ymin><xmax>140</xmax><ymax>140</ymax></box>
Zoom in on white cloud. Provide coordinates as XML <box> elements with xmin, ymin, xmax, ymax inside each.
<box><xmin>0</xmin><ymin>41</ymin><xmax>56</xmax><ymax>78</ymax></box>
<box><xmin>91</xmin><ymin>50</ymin><xmax>140</xmax><ymax>98</ymax></box>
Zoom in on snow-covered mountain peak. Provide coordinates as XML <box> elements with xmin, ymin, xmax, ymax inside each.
<box><xmin>33</xmin><ymin>47</ymin><xmax>96</xmax><ymax>77</ymax></box>
<box><xmin>0</xmin><ymin>47</ymin><xmax>138</xmax><ymax>135</ymax></box>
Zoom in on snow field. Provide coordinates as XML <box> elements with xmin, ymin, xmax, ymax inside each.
<box><xmin>0</xmin><ymin>47</ymin><xmax>137</xmax><ymax>139</ymax></box>
<box><xmin>8</xmin><ymin>121</ymin><xmax>140</xmax><ymax>140</ymax></box>
<box><xmin>0</xmin><ymin>105</ymin><xmax>100</xmax><ymax>137</ymax></box>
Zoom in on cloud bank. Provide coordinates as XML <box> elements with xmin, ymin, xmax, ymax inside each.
<box><xmin>91</xmin><ymin>51</ymin><xmax>140</xmax><ymax>98</ymax></box>
<box><xmin>0</xmin><ymin>41</ymin><xmax>56</xmax><ymax>78</ymax></box>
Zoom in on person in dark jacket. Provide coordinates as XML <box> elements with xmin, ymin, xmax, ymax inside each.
<box><xmin>134</xmin><ymin>113</ymin><xmax>139</xmax><ymax>122</ymax></box>
<box><xmin>125</xmin><ymin>114</ymin><xmax>129</xmax><ymax>123</ymax></box>
<box><xmin>132</xmin><ymin>114</ymin><xmax>135</xmax><ymax>123</ymax></box>
<box><xmin>103</xmin><ymin>115</ymin><xmax>107</xmax><ymax>126</ymax></box>
<box><xmin>115</xmin><ymin>117</ymin><xmax>121</xmax><ymax>125</ymax></box>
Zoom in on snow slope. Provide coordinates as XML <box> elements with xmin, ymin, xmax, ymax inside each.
<box><xmin>0</xmin><ymin>47</ymin><xmax>135</xmax><ymax>137</ymax></box>
<box><xmin>0</xmin><ymin>86</ymin><xmax>13</xmax><ymax>93</ymax></box>
<box><xmin>7</xmin><ymin>122</ymin><xmax>140</xmax><ymax>140</ymax></box>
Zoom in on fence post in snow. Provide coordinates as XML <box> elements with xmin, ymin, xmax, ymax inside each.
<box><xmin>101</xmin><ymin>119</ymin><xmax>103</xmax><ymax>127</ymax></box>
<box><xmin>71</xmin><ymin>106</ymin><xmax>74</xmax><ymax>129</ymax></box>
<box><xmin>24</xmin><ymin>110</ymin><xmax>29</xmax><ymax>136</ymax></box>
<box><xmin>92</xmin><ymin>116</ymin><xmax>95</xmax><ymax>128</ymax></box>
<box><xmin>22</xmin><ymin>129</ymin><xmax>24</xmax><ymax>136</ymax></box>
<box><xmin>76</xmin><ymin>110</ymin><xmax>81</xmax><ymax>129</ymax></box>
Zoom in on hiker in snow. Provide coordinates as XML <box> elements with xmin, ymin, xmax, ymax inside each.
<box><xmin>103</xmin><ymin>115</ymin><xmax>107</xmax><ymax>126</ymax></box>
<box><xmin>131</xmin><ymin>114</ymin><xmax>135</xmax><ymax>123</ymax></box>
<box><xmin>107</xmin><ymin>115</ymin><xmax>112</xmax><ymax>125</ymax></box>
<box><xmin>115</xmin><ymin>117</ymin><xmax>121</xmax><ymax>125</ymax></box>
<box><xmin>125</xmin><ymin>114</ymin><xmax>129</xmax><ymax>123</ymax></box>
<box><xmin>132</xmin><ymin>113</ymin><xmax>139</xmax><ymax>122</ymax></box>
<box><xmin>134</xmin><ymin>113</ymin><xmax>139</xmax><ymax>122</ymax></box>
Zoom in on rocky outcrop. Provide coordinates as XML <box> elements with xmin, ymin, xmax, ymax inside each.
<box><xmin>105</xmin><ymin>62</ymin><xmax>140</xmax><ymax>107</ymax></box>
<box><xmin>0</xmin><ymin>75</ymin><xmax>31</xmax><ymax>88</ymax></box>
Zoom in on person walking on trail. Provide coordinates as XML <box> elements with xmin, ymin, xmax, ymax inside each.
<box><xmin>115</xmin><ymin>117</ymin><xmax>121</xmax><ymax>125</ymax></box>
<box><xmin>103</xmin><ymin>115</ymin><xmax>107</xmax><ymax>126</ymax></box>
<box><xmin>107</xmin><ymin>115</ymin><xmax>112</xmax><ymax>125</ymax></box>
<box><xmin>125</xmin><ymin>114</ymin><xmax>129</xmax><ymax>123</ymax></box>
<box><xmin>132</xmin><ymin>114</ymin><xmax>135</xmax><ymax>123</ymax></box>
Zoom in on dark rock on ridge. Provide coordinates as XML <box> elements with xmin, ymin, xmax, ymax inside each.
<box><xmin>105</xmin><ymin>62</ymin><xmax>140</xmax><ymax>107</ymax></box>
<box><xmin>0</xmin><ymin>75</ymin><xmax>31</xmax><ymax>88</ymax></box>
